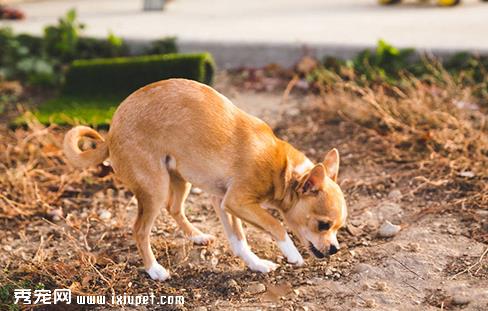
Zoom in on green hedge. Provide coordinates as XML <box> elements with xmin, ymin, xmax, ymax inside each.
<box><xmin>62</xmin><ymin>53</ymin><xmax>215</xmax><ymax>98</ymax></box>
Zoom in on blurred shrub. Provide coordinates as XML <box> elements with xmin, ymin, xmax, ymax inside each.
<box><xmin>76</xmin><ymin>36</ymin><xmax>129</xmax><ymax>59</ymax></box>
<box><xmin>44</xmin><ymin>9</ymin><xmax>84</xmax><ymax>63</ymax></box>
<box><xmin>352</xmin><ymin>40</ymin><xmax>417</xmax><ymax>83</ymax></box>
<box><xmin>145</xmin><ymin>37</ymin><xmax>178</xmax><ymax>55</ymax></box>
<box><xmin>443</xmin><ymin>52</ymin><xmax>488</xmax><ymax>99</ymax></box>
<box><xmin>0</xmin><ymin>9</ymin><xmax>140</xmax><ymax>86</ymax></box>
<box><xmin>62</xmin><ymin>53</ymin><xmax>215</xmax><ymax>97</ymax></box>
<box><xmin>0</xmin><ymin>28</ymin><xmax>57</xmax><ymax>86</ymax></box>
<box><xmin>16</xmin><ymin>34</ymin><xmax>43</xmax><ymax>56</ymax></box>
<box><xmin>314</xmin><ymin>40</ymin><xmax>488</xmax><ymax>99</ymax></box>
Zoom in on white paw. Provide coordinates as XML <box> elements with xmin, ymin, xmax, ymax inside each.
<box><xmin>248</xmin><ymin>258</ymin><xmax>278</xmax><ymax>273</ymax></box>
<box><xmin>189</xmin><ymin>233</ymin><xmax>215</xmax><ymax>245</ymax></box>
<box><xmin>278</xmin><ymin>234</ymin><xmax>304</xmax><ymax>266</ymax></box>
<box><xmin>287</xmin><ymin>251</ymin><xmax>304</xmax><ymax>266</ymax></box>
<box><xmin>146</xmin><ymin>262</ymin><xmax>170</xmax><ymax>281</ymax></box>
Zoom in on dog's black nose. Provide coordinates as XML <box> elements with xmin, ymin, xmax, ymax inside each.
<box><xmin>329</xmin><ymin>245</ymin><xmax>339</xmax><ymax>255</ymax></box>
<box><xmin>309</xmin><ymin>243</ymin><xmax>326</xmax><ymax>258</ymax></box>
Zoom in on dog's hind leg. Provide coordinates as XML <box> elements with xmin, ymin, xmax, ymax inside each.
<box><xmin>132</xmin><ymin>167</ymin><xmax>171</xmax><ymax>281</ymax></box>
<box><xmin>167</xmin><ymin>170</ymin><xmax>215</xmax><ymax>245</ymax></box>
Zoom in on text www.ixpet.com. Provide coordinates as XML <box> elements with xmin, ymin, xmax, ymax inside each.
<box><xmin>12</xmin><ymin>289</ymin><xmax>185</xmax><ymax>306</ymax></box>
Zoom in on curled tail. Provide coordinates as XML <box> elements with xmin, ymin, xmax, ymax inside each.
<box><xmin>63</xmin><ymin>126</ymin><xmax>109</xmax><ymax>169</ymax></box>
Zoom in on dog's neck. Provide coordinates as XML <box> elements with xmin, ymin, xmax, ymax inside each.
<box><xmin>268</xmin><ymin>140</ymin><xmax>312</xmax><ymax>212</ymax></box>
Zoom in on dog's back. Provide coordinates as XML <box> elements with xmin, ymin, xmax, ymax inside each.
<box><xmin>108</xmin><ymin>78</ymin><xmax>281</xmax><ymax>196</ymax></box>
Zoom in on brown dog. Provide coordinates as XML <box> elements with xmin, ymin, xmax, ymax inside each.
<box><xmin>64</xmin><ymin>79</ymin><xmax>347</xmax><ymax>281</ymax></box>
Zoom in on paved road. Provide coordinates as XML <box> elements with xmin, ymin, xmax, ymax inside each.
<box><xmin>2</xmin><ymin>0</ymin><xmax>488</xmax><ymax>67</ymax></box>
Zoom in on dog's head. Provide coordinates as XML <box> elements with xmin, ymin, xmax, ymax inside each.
<box><xmin>284</xmin><ymin>148</ymin><xmax>347</xmax><ymax>259</ymax></box>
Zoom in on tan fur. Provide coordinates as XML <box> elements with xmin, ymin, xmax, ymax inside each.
<box><xmin>63</xmin><ymin>79</ymin><xmax>347</xmax><ymax>277</ymax></box>
<box><xmin>64</xmin><ymin>125</ymin><xmax>108</xmax><ymax>169</ymax></box>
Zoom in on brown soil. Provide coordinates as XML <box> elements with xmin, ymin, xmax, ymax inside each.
<box><xmin>0</xmin><ymin>74</ymin><xmax>487</xmax><ymax>310</ymax></box>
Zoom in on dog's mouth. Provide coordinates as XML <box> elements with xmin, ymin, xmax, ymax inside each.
<box><xmin>309</xmin><ymin>242</ymin><xmax>326</xmax><ymax>259</ymax></box>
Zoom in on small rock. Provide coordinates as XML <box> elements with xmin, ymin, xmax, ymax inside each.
<box><xmin>350</xmin><ymin>218</ymin><xmax>363</xmax><ymax>227</ymax></box>
<box><xmin>47</xmin><ymin>208</ymin><xmax>63</xmax><ymax>221</ymax></box>
<box><xmin>99</xmin><ymin>210</ymin><xmax>112</xmax><ymax>220</ymax></box>
<box><xmin>200</xmin><ymin>249</ymin><xmax>207</xmax><ymax>260</ymax></box>
<box><xmin>475</xmin><ymin>209</ymin><xmax>488</xmax><ymax>217</ymax></box>
<box><xmin>354</xmin><ymin>263</ymin><xmax>372</xmax><ymax>274</ymax></box>
<box><xmin>482</xmin><ymin>221</ymin><xmax>488</xmax><ymax>232</ymax></box>
<box><xmin>227</xmin><ymin>279</ymin><xmax>238</xmax><ymax>288</ymax></box>
<box><xmin>447</xmin><ymin>227</ymin><xmax>457</xmax><ymax>235</ymax></box>
<box><xmin>194</xmin><ymin>307</ymin><xmax>207</xmax><ymax>311</ymax></box>
<box><xmin>377</xmin><ymin>202</ymin><xmax>404</xmax><ymax>223</ymax></box>
<box><xmin>287</xmin><ymin>107</ymin><xmax>300</xmax><ymax>117</ymax></box>
<box><xmin>388</xmin><ymin>189</ymin><xmax>402</xmax><ymax>200</ymax></box>
<box><xmin>191</xmin><ymin>187</ymin><xmax>203</xmax><ymax>195</ymax></box>
<box><xmin>458</xmin><ymin>171</ymin><xmax>475</xmax><ymax>178</ymax></box>
<box><xmin>374</xmin><ymin>281</ymin><xmax>388</xmax><ymax>291</ymax></box>
<box><xmin>346</xmin><ymin>224</ymin><xmax>362</xmax><ymax>236</ymax></box>
<box><xmin>106</xmin><ymin>188</ymin><xmax>115</xmax><ymax>197</ymax></box>
<box><xmin>227</xmin><ymin>279</ymin><xmax>241</xmax><ymax>293</ymax></box>
<box><xmin>378</xmin><ymin>221</ymin><xmax>401</xmax><ymax>238</ymax></box>
<box><xmin>452</xmin><ymin>293</ymin><xmax>470</xmax><ymax>305</ymax></box>
<box><xmin>364</xmin><ymin>298</ymin><xmax>377</xmax><ymax>308</ymax></box>
<box><xmin>407</xmin><ymin>242</ymin><xmax>421</xmax><ymax>252</ymax></box>
<box><xmin>3</xmin><ymin>245</ymin><xmax>12</xmax><ymax>252</ymax></box>
<box><xmin>362</xmin><ymin>282</ymin><xmax>372</xmax><ymax>290</ymax></box>
<box><xmin>247</xmin><ymin>283</ymin><xmax>266</xmax><ymax>295</ymax></box>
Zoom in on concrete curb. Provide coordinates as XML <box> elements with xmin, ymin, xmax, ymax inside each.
<box><xmin>125</xmin><ymin>38</ymin><xmax>488</xmax><ymax>69</ymax></box>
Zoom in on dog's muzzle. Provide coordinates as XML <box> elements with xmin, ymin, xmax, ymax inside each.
<box><xmin>309</xmin><ymin>243</ymin><xmax>339</xmax><ymax>258</ymax></box>
<box><xmin>309</xmin><ymin>243</ymin><xmax>326</xmax><ymax>258</ymax></box>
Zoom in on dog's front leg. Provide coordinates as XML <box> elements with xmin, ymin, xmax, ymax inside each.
<box><xmin>220</xmin><ymin>194</ymin><xmax>304</xmax><ymax>267</ymax></box>
<box><xmin>212</xmin><ymin>197</ymin><xmax>278</xmax><ymax>273</ymax></box>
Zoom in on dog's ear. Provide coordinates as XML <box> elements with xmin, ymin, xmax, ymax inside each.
<box><xmin>301</xmin><ymin>164</ymin><xmax>325</xmax><ymax>194</ymax></box>
<box><xmin>323</xmin><ymin>148</ymin><xmax>340</xmax><ymax>182</ymax></box>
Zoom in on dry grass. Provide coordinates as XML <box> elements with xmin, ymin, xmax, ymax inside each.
<box><xmin>320</xmin><ymin>74</ymin><xmax>488</xmax><ymax>166</ymax></box>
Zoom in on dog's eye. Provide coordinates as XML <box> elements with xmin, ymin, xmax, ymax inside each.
<box><xmin>318</xmin><ymin>221</ymin><xmax>331</xmax><ymax>231</ymax></box>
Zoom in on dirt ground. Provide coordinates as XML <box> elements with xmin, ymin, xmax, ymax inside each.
<box><xmin>1</xmin><ymin>73</ymin><xmax>487</xmax><ymax>310</ymax></box>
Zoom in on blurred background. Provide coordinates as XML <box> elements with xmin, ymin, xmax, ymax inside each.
<box><xmin>1</xmin><ymin>1</ymin><xmax>487</xmax><ymax>311</ymax></box>
<box><xmin>2</xmin><ymin>0</ymin><xmax>488</xmax><ymax>67</ymax></box>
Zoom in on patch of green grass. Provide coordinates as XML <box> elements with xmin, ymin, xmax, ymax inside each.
<box><xmin>17</xmin><ymin>96</ymin><xmax>120</xmax><ymax>126</ymax></box>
